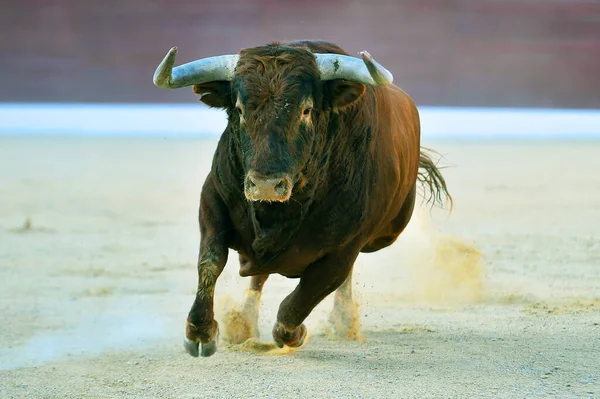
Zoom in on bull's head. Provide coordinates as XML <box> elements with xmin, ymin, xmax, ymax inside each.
<box><xmin>153</xmin><ymin>43</ymin><xmax>393</xmax><ymax>202</ymax></box>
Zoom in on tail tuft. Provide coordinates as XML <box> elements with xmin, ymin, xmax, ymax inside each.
<box><xmin>418</xmin><ymin>147</ymin><xmax>453</xmax><ymax>211</ymax></box>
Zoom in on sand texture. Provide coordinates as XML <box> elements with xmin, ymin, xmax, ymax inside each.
<box><xmin>0</xmin><ymin>137</ymin><xmax>599</xmax><ymax>398</ymax></box>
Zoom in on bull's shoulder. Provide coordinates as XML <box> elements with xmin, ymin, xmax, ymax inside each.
<box><xmin>373</xmin><ymin>84</ymin><xmax>419</xmax><ymax>129</ymax></box>
<box><xmin>206</xmin><ymin>128</ymin><xmax>246</xmax><ymax>206</ymax></box>
<box><xmin>379</xmin><ymin>84</ymin><xmax>417</xmax><ymax>108</ymax></box>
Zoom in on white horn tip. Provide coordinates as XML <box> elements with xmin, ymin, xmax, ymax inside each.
<box><xmin>358</xmin><ymin>50</ymin><xmax>372</xmax><ymax>60</ymax></box>
<box><xmin>153</xmin><ymin>47</ymin><xmax>180</xmax><ymax>89</ymax></box>
<box><xmin>359</xmin><ymin>50</ymin><xmax>393</xmax><ymax>86</ymax></box>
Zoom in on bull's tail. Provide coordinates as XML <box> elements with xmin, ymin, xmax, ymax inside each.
<box><xmin>417</xmin><ymin>147</ymin><xmax>453</xmax><ymax>211</ymax></box>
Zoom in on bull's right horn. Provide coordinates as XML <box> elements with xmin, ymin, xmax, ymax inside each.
<box><xmin>315</xmin><ymin>51</ymin><xmax>393</xmax><ymax>87</ymax></box>
<box><xmin>153</xmin><ymin>47</ymin><xmax>239</xmax><ymax>89</ymax></box>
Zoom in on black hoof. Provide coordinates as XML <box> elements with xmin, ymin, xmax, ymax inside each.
<box><xmin>200</xmin><ymin>339</ymin><xmax>218</xmax><ymax>357</ymax></box>
<box><xmin>183</xmin><ymin>337</ymin><xmax>199</xmax><ymax>357</ymax></box>
<box><xmin>184</xmin><ymin>325</ymin><xmax>219</xmax><ymax>358</ymax></box>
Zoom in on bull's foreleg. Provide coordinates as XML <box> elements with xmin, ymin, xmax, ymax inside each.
<box><xmin>329</xmin><ymin>269</ymin><xmax>362</xmax><ymax>340</ymax></box>
<box><xmin>184</xmin><ymin>185</ymin><xmax>230</xmax><ymax>358</ymax></box>
<box><xmin>272</xmin><ymin>251</ymin><xmax>358</xmax><ymax>348</ymax></box>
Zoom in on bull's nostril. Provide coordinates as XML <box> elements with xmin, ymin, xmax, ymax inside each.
<box><xmin>245</xmin><ymin>172</ymin><xmax>291</xmax><ymax>201</ymax></box>
<box><xmin>274</xmin><ymin>180</ymin><xmax>286</xmax><ymax>191</ymax></box>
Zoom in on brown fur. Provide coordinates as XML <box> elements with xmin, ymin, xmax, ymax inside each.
<box><xmin>184</xmin><ymin>40</ymin><xmax>451</xmax><ymax>356</ymax></box>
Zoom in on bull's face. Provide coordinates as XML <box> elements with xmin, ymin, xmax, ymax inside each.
<box><xmin>153</xmin><ymin>42</ymin><xmax>394</xmax><ymax>202</ymax></box>
<box><xmin>231</xmin><ymin>50</ymin><xmax>322</xmax><ymax>202</ymax></box>
<box><xmin>235</xmin><ymin>90</ymin><xmax>316</xmax><ymax>202</ymax></box>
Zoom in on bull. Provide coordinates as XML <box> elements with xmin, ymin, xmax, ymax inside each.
<box><xmin>153</xmin><ymin>40</ymin><xmax>451</xmax><ymax>357</ymax></box>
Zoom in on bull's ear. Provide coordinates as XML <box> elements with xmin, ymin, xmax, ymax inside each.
<box><xmin>326</xmin><ymin>80</ymin><xmax>366</xmax><ymax>109</ymax></box>
<box><xmin>193</xmin><ymin>81</ymin><xmax>232</xmax><ymax>109</ymax></box>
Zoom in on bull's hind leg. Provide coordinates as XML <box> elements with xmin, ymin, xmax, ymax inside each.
<box><xmin>273</xmin><ymin>251</ymin><xmax>358</xmax><ymax>348</ymax></box>
<box><xmin>223</xmin><ymin>274</ymin><xmax>269</xmax><ymax>344</ymax></box>
<box><xmin>184</xmin><ymin>182</ymin><xmax>230</xmax><ymax>358</ymax></box>
<box><xmin>241</xmin><ymin>274</ymin><xmax>269</xmax><ymax>338</ymax></box>
<box><xmin>328</xmin><ymin>186</ymin><xmax>416</xmax><ymax>341</ymax></box>
<box><xmin>329</xmin><ymin>269</ymin><xmax>362</xmax><ymax>340</ymax></box>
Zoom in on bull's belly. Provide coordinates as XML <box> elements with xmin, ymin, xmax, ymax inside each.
<box><xmin>235</xmin><ymin>243</ymin><xmax>325</xmax><ymax>278</ymax></box>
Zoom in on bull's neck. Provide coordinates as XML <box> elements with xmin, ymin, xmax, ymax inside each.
<box><xmin>249</xmin><ymin>184</ymin><xmax>316</xmax><ymax>256</ymax></box>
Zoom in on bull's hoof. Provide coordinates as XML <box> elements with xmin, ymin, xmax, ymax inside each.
<box><xmin>183</xmin><ymin>336</ymin><xmax>200</xmax><ymax>357</ymax></box>
<box><xmin>183</xmin><ymin>335</ymin><xmax>219</xmax><ymax>358</ymax></box>
<box><xmin>273</xmin><ymin>323</ymin><xmax>307</xmax><ymax>348</ymax></box>
<box><xmin>183</xmin><ymin>321</ymin><xmax>219</xmax><ymax>357</ymax></box>
<box><xmin>200</xmin><ymin>339</ymin><xmax>218</xmax><ymax>357</ymax></box>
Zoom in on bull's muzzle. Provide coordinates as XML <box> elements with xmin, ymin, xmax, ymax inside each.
<box><xmin>244</xmin><ymin>171</ymin><xmax>292</xmax><ymax>202</ymax></box>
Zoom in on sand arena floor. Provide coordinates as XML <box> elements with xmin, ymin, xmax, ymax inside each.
<box><xmin>0</xmin><ymin>137</ymin><xmax>598</xmax><ymax>398</ymax></box>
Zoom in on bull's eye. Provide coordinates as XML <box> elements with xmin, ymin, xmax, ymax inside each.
<box><xmin>300</xmin><ymin>100</ymin><xmax>313</xmax><ymax>122</ymax></box>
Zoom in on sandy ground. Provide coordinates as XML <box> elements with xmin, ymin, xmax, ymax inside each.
<box><xmin>0</xmin><ymin>136</ymin><xmax>599</xmax><ymax>399</ymax></box>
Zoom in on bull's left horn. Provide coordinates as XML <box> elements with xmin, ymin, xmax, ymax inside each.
<box><xmin>315</xmin><ymin>51</ymin><xmax>393</xmax><ymax>87</ymax></box>
<box><xmin>153</xmin><ymin>47</ymin><xmax>240</xmax><ymax>89</ymax></box>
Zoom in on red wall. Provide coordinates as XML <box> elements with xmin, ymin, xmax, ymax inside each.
<box><xmin>1</xmin><ymin>0</ymin><xmax>599</xmax><ymax>108</ymax></box>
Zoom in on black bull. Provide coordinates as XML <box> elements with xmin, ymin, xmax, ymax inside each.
<box><xmin>153</xmin><ymin>40</ymin><xmax>451</xmax><ymax>357</ymax></box>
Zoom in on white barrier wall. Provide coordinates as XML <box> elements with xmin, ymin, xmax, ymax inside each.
<box><xmin>1</xmin><ymin>103</ymin><xmax>599</xmax><ymax>138</ymax></box>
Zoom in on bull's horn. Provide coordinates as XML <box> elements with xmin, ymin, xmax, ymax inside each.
<box><xmin>315</xmin><ymin>51</ymin><xmax>393</xmax><ymax>87</ymax></box>
<box><xmin>153</xmin><ymin>47</ymin><xmax>239</xmax><ymax>89</ymax></box>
